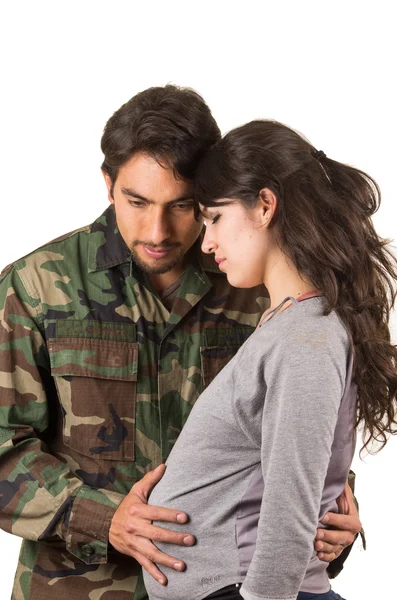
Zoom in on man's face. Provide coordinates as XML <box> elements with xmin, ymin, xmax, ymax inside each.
<box><xmin>104</xmin><ymin>153</ymin><xmax>202</xmax><ymax>280</ymax></box>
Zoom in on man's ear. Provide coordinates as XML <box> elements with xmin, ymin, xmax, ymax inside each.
<box><xmin>102</xmin><ymin>170</ymin><xmax>114</xmax><ymax>204</ymax></box>
<box><xmin>258</xmin><ymin>188</ymin><xmax>278</xmax><ymax>227</ymax></box>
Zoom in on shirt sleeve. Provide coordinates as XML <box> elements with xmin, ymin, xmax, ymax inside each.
<box><xmin>240</xmin><ymin>325</ymin><xmax>347</xmax><ymax>600</ymax></box>
<box><xmin>0</xmin><ymin>265</ymin><xmax>124</xmax><ymax>565</ymax></box>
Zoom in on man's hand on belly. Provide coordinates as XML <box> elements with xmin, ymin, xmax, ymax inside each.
<box><xmin>109</xmin><ymin>464</ymin><xmax>196</xmax><ymax>585</ymax></box>
<box><xmin>314</xmin><ymin>482</ymin><xmax>362</xmax><ymax>562</ymax></box>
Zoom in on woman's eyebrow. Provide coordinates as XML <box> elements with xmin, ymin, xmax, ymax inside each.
<box><xmin>199</xmin><ymin>199</ymin><xmax>235</xmax><ymax>217</ymax></box>
<box><xmin>199</xmin><ymin>207</ymin><xmax>213</xmax><ymax>218</ymax></box>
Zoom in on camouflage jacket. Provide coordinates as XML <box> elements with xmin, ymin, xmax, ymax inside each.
<box><xmin>0</xmin><ymin>207</ymin><xmax>269</xmax><ymax>600</ymax></box>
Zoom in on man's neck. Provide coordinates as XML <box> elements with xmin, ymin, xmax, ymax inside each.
<box><xmin>148</xmin><ymin>265</ymin><xmax>186</xmax><ymax>293</ymax></box>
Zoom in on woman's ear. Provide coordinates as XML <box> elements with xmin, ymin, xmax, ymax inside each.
<box><xmin>258</xmin><ymin>188</ymin><xmax>278</xmax><ymax>227</ymax></box>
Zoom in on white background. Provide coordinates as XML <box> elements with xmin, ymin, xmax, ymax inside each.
<box><xmin>0</xmin><ymin>2</ymin><xmax>396</xmax><ymax>598</ymax></box>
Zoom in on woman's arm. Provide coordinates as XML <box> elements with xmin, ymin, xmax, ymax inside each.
<box><xmin>240</xmin><ymin>327</ymin><xmax>349</xmax><ymax>600</ymax></box>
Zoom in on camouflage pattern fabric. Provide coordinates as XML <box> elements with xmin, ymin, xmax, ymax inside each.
<box><xmin>0</xmin><ymin>207</ymin><xmax>269</xmax><ymax>599</ymax></box>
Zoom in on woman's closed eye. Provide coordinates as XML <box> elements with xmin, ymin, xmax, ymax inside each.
<box><xmin>203</xmin><ymin>213</ymin><xmax>221</xmax><ymax>226</ymax></box>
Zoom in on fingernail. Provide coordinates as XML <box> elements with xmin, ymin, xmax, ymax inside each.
<box><xmin>173</xmin><ymin>562</ymin><xmax>184</xmax><ymax>571</ymax></box>
<box><xmin>322</xmin><ymin>514</ymin><xmax>329</xmax><ymax>523</ymax></box>
<box><xmin>176</xmin><ymin>513</ymin><xmax>187</xmax><ymax>523</ymax></box>
<box><xmin>317</xmin><ymin>542</ymin><xmax>323</xmax><ymax>550</ymax></box>
<box><xmin>318</xmin><ymin>530</ymin><xmax>324</xmax><ymax>539</ymax></box>
<box><xmin>183</xmin><ymin>535</ymin><xmax>195</xmax><ymax>546</ymax></box>
<box><xmin>157</xmin><ymin>577</ymin><xmax>166</xmax><ymax>585</ymax></box>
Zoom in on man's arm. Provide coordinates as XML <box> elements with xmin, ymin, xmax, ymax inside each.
<box><xmin>0</xmin><ymin>264</ymin><xmax>195</xmax><ymax>575</ymax></box>
<box><xmin>0</xmin><ymin>265</ymin><xmax>124</xmax><ymax>564</ymax></box>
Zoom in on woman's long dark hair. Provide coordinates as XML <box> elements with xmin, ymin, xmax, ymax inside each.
<box><xmin>194</xmin><ymin>120</ymin><xmax>397</xmax><ymax>452</ymax></box>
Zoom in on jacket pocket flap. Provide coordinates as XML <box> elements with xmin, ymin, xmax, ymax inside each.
<box><xmin>48</xmin><ymin>337</ymin><xmax>138</xmax><ymax>381</ymax></box>
<box><xmin>204</xmin><ymin>326</ymin><xmax>254</xmax><ymax>347</ymax></box>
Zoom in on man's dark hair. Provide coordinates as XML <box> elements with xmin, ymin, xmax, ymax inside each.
<box><xmin>101</xmin><ymin>85</ymin><xmax>221</xmax><ymax>195</ymax></box>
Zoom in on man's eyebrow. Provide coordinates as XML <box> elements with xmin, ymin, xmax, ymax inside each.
<box><xmin>121</xmin><ymin>188</ymin><xmax>193</xmax><ymax>205</ymax></box>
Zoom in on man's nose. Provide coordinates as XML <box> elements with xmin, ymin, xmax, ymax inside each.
<box><xmin>149</xmin><ymin>209</ymin><xmax>171</xmax><ymax>244</ymax></box>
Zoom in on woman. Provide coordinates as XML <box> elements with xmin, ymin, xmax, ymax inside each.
<box><xmin>143</xmin><ymin>121</ymin><xmax>397</xmax><ymax>600</ymax></box>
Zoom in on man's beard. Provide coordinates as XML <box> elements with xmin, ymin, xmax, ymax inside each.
<box><xmin>130</xmin><ymin>242</ymin><xmax>184</xmax><ymax>275</ymax></box>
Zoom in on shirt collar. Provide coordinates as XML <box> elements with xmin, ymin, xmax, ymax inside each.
<box><xmin>88</xmin><ymin>206</ymin><xmax>132</xmax><ymax>272</ymax></box>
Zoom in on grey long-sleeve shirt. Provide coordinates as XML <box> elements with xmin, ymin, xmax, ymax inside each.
<box><xmin>144</xmin><ymin>297</ymin><xmax>357</xmax><ymax>600</ymax></box>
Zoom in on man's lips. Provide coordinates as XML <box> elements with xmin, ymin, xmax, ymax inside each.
<box><xmin>142</xmin><ymin>245</ymin><xmax>178</xmax><ymax>259</ymax></box>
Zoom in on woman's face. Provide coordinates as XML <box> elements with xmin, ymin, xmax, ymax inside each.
<box><xmin>200</xmin><ymin>199</ymin><xmax>274</xmax><ymax>288</ymax></box>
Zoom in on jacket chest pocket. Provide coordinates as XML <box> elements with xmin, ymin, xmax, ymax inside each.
<box><xmin>48</xmin><ymin>333</ymin><xmax>138</xmax><ymax>461</ymax></box>
<box><xmin>200</xmin><ymin>327</ymin><xmax>254</xmax><ymax>390</ymax></box>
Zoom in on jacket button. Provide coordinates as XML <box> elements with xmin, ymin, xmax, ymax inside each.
<box><xmin>82</xmin><ymin>544</ymin><xmax>94</xmax><ymax>556</ymax></box>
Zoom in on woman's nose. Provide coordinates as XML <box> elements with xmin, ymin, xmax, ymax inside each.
<box><xmin>201</xmin><ymin>226</ymin><xmax>217</xmax><ymax>254</ymax></box>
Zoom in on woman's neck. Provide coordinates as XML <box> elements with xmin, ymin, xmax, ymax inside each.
<box><xmin>263</xmin><ymin>250</ymin><xmax>316</xmax><ymax>310</ymax></box>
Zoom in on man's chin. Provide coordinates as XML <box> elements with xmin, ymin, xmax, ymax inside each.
<box><xmin>131</xmin><ymin>248</ymin><xmax>184</xmax><ymax>275</ymax></box>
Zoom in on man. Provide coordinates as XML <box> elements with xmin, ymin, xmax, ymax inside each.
<box><xmin>0</xmin><ymin>85</ymin><xmax>361</xmax><ymax>600</ymax></box>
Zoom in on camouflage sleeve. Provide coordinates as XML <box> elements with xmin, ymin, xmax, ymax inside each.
<box><xmin>0</xmin><ymin>264</ymin><xmax>124</xmax><ymax>565</ymax></box>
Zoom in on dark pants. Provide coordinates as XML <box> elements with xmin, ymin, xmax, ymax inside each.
<box><xmin>298</xmin><ymin>591</ymin><xmax>346</xmax><ymax>600</ymax></box>
<box><xmin>204</xmin><ymin>583</ymin><xmax>346</xmax><ymax>599</ymax></box>
<box><xmin>204</xmin><ymin>584</ymin><xmax>242</xmax><ymax>599</ymax></box>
